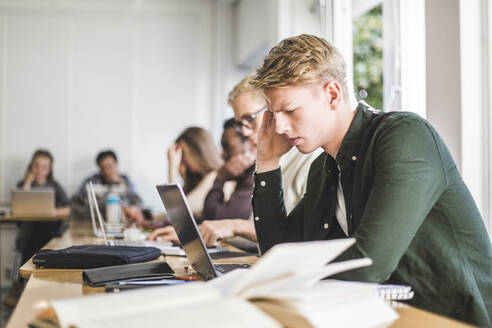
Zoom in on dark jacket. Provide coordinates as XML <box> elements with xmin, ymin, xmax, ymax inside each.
<box><xmin>253</xmin><ymin>102</ymin><xmax>492</xmax><ymax>326</ymax></box>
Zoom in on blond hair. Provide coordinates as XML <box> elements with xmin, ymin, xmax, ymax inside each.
<box><xmin>251</xmin><ymin>34</ymin><xmax>349</xmax><ymax>98</ymax></box>
<box><xmin>228</xmin><ymin>74</ymin><xmax>259</xmax><ymax>106</ymax></box>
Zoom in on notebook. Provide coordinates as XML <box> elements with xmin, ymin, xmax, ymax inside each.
<box><xmin>377</xmin><ymin>284</ymin><xmax>414</xmax><ymax>300</ymax></box>
<box><xmin>156</xmin><ymin>184</ymin><xmax>253</xmax><ymax>280</ymax></box>
<box><xmin>11</xmin><ymin>188</ymin><xmax>56</xmax><ymax>218</ymax></box>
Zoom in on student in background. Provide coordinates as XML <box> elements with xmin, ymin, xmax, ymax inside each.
<box><xmin>201</xmin><ymin>118</ymin><xmax>256</xmax><ymax>221</ymax></box>
<box><xmin>167</xmin><ymin>127</ymin><xmax>223</xmax><ymax>217</ymax></box>
<box><xmin>16</xmin><ymin>149</ymin><xmax>70</xmax><ymax>263</ymax></box>
<box><xmin>72</xmin><ymin>150</ymin><xmax>142</xmax><ymax>219</ymax></box>
<box><xmin>198</xmin><ymin>75</ymin><xmax>322</xmax><ymax>246</ymax></box>
<box><xmin>250</xmin><ymin>34</ymin><xmax>491</xmax><ymax>326</ymax></box>
<box><xmin>4</xmin><ymin>149</ymin><xmax>71</xmax><ymax>308</ymax></box>
<box><xmin>127</xmin><ymin>127</ymin><xmax>223</xmax><ymax>234</ymax></box>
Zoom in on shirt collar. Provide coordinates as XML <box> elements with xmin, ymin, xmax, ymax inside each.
<box><xmin>335</xmin><ymin>101</ymin><xmax>376</xmax><ymax>167</ymax></box>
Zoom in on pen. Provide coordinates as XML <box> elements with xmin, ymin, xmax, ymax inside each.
<box><xmin>173</xmin><ymin>275</ymin><xmax>199</xmax><ymax>281</ymax></box>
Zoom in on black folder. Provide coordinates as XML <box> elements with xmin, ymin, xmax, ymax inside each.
<box><xmin>83</xmin><ymin>261</ymin><xmax>174</xmax><ymax>287</ymax></box>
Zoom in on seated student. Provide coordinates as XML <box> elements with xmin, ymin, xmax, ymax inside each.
<box><xmin>126</xmin><ymin>127</ymin><xmax>223</xmax><ymax>232</ymax></box>
<box><xmin>16</xmin><ymin>149</ymin><xmax>71</xmax><ymax>263</ymax></box>
<box><xmin>201</xmin><ymin>118</ymin><xmax>256</xmax><ymax>221</ymax></box>
<box><xmin>198</xmin><ymin>75</ymin><xmax>322</xmax><ymax>247</ymax></box>
<box><xmin>151</xmin><ymin>120</ymin><xmax>256</xmax><ymax>244</ymax></box>
<box><xmin>4</xmin><ymin>149</ymin><xmax>71</xmax><ymax>307</ymax></box>
<box><xmin>71</xmin><ymin>150</ymin><xmax>142</xmax><ymax>219</ymax></box>
<box><xmin>167</xmin><ymin>127</ymin><xmax>223</xmax><ymax>217</ymax></box>
<box><xmin>249</xmin><ymin>34</ymin><xmax>492</xmax><ymax>326</ymax></box>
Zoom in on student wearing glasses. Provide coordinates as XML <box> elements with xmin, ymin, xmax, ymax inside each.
<box><xmin>249</xmin><ymin>34</ymin><xmax>491</xmax><ymax>326</ymax></box>
<box><xmin>200</xmin><ymin>118</ymin><xmax>256</xmax><ymax>221</ymax></box>
<box><xmin>198</xmin><ymin>75</ymin><xmax>321</xmax><ymax>246</ymax></box>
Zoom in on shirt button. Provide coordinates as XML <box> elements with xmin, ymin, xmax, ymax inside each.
<box><xmin>255</xmin><ymin>216</ymin><xmax>260</xmax><ymax>222</ymax></box>
<box><xmin>352</xmin><ymin>155</ymin><xmax>357</xmax><ymax>161</ymax></box>
<box><xmin>323</xmin><ymin>223</ymin><xmax>329</xmax><ymax>229</ymax></box>
<box><xmin>260</xmin><ymin>180</ymin><xmax>266</xmax><ymax>187</ymax></box>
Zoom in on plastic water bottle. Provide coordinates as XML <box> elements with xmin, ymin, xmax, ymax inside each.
<box><xmin>105</xmin><ymin>193</ymin><xmax>121</xmax><ymax>223</ymax></box>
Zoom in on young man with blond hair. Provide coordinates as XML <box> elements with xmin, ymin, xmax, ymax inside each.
<box><xmin>198</xmin><ymin>74</ymin><xmax>321</xmax><ymax>246</ymax></box>
<box><xmin>251</xmin><ymin>34</ymin><xmax>491</xmax><ymax>326</ymax></box>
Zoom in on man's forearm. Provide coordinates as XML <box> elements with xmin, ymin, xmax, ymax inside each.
<box><xmin>232</xmin><ymin>220</ymin><xmax>258</xmax><ymax>241</ymax></box>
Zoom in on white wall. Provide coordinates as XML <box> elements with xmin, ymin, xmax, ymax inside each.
<box><xmin>459</xmin><ymin>0</ymin><xmax>487</xmax><ymax>225</ymax></box>
<box><xmin>0</xmin><ymin>0</ymin><xmax>223</xmax><ymax>210</ymax></box>
<box><xmin>425</xmin><ymin>0</ymin><xmax>462</xmax><ymax>171</ymax></box>
<box><xmin>426</xmin><ymin>0</ymin><xmax>488</xmax><ymax>225</ymax></box>
<box><xmin>234</xmin><ymin>0</ymin><xmax>322</xmax><ymax>69</ymax></box>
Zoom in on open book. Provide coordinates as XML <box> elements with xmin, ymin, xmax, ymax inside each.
<box><xmin>31</xmin><ymin>238</ymin><xmax>398</xmax><ymax>328</ymax></box>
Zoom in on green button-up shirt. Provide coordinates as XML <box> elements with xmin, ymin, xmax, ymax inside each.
<box><xmin>253</xmin><ymin>102</ymin><xmax>492</xmax><ymax>326</ymax></box>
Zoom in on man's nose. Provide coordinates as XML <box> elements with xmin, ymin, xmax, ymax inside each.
<box><xmin>274</xmin><ymin>113</ymin><xmax>288</xmax><ymax>134</ymax></box>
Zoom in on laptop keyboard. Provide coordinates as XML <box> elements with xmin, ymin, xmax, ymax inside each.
<box><xmin>215</xmin><ymin>263</ymin><xmax>251</xmax><ymax>274</ymax></box>
<box><xmin>210</xmin><ymin>251</ymin><xmax>258</xmax><ymax>259</ymax></box>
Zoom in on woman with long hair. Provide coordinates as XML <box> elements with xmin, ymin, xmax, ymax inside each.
<box><xmin>168</xmin><ymin>127</ymin><xmax>223</xmax><ymax>215</ymax></box>
<box><xmin>16</xmin><ymin>149</ymin><xmax>71</xmax><ymax>263</ymax></box>
<box><xmin>4</xmin><ymin>149</ymin><xmax>71</xmax><ymax>307</ymax></box>
<box><xmin>124</xmin><ymin>127</ymin><xmax>222</xmax><ymax>240</ymax></box>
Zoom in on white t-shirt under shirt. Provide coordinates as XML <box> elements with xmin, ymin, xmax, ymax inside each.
<box><xmin>279</xmin><ymin>147</ymin><xmax>323</xmax><ymax>213</ymax></box>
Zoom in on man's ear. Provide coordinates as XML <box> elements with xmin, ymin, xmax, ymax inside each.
<box><xmin>322</xmin><ymin>81</ymin><xmax>342</xmax><ymax>109</ymax></box>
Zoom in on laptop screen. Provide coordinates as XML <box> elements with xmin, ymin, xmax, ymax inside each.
<box><xmin>156</xmin><ymin>184</ymin><xmax>217</xmax><ymax>280</ymax></box>
<box><xmin>11</xmin><ymin>188</ymin><xmax>55</xmax><ymax>217</ymax></box>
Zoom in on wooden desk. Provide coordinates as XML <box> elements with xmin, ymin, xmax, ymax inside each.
<box><xmin>8</xmin><ymin>222</ymin><xmax>474</xmax><ymax>328</ymax></box>
<box><xmin>0</xmin><ymin>205</ymin><xmax>69</xmax><ymax>222</ymax></box>
<box><xmin>0</xmin><ymin>215</ymin><xmax>69</xmax><ymax>222</ymax></box>
<box><xmin>18</xmin><ymin>220</ymin><xmax>257</xmax><ymax>281</ymax></box>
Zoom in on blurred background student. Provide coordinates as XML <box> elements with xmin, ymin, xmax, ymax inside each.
<box><xmin>4</xmin><ymin>149</ymin><xmax>70</xmax><ymax>307</ymax></box>
<box><xmin>167</xmin><ymin>127</ymin><xmax>223</xmax><ymax>217</ymax></box>
<box><xmin>125</xmin><ymin>127</ymin><xmax>223</xmax><ymax>233</ymax></box>
<box><xmin>201</xmin><ymin>118</ymin><xmax>255</xmax><ymax>221</ymax></box>
<box><xmin>71</xmin><ymin>149</ymin><xmax>142</xmax><ymax>219</ymax></box>
<box><xmin>15</xmin><ymin>149</ymin><xmax>70</xmax><ymax>263</ymax></box>
<box><xmin>148</xmin><ymin>123</ymin><xmax>251</xmax><ymax>243</ymax></box>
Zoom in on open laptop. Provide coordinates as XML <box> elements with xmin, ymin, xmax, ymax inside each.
<box><xmin>11</xmin><ymin>188</ymin><xmax>56</xmax><ymax>218</ymax></box>
<box><xmin>86</xmin><ymin>183</ymin><xmax>124</xmax><ymax>239</ymax></box>
<box><xmin>156</xmin><ymin>184</ymin><xmax>252</xmax><ymax>280</ymax></box>
<box><xmin>87</xmin><ymin>182</ymin><xmax>179</xmax><ymax>253</ymax></box>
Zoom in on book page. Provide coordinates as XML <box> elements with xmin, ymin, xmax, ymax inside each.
<box><xmin>299</xmin><ymin>296</ymin><xmax>398</xmax><ymax>328</ymax></box>
<box><xmin>232</xmin><ymin>238</ymin><xmax>357</xmax><ymax>296</ymax></box>
<box><xmin>254</xmin><ymin>296</ymin><xmax>397</xmax><ymax>328</ymax></box>
<box><xmin>238</xmin><ymin>258</ymin><xmax>372</xmax><ymax>298</ymax></box>
<box><xmin>54</xmin><ymin>297</ymin><xmax>281</xmax><ymax>328</ymax></box>
<box><xmin>251</xmin><ymin>281</ymin><xmax>398</xmax><ymax>328</ymax></box>
<box><xmin>207</xmin><ymin>268</ymin><xmax>249</xmax><ymax>296</ymax></box>
<box><xmin>50</xmin><ymin>282</ymin><xmax>217</xmax><ymax>328</ymax></box>
<box><xmin>247</xmin><ymin>280</ymin><xmax>378</xmax><ymax>309</ymax></box>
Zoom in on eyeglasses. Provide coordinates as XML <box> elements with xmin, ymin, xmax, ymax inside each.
<box><xmin>233</xmin><ymin>105</ymin><xmax>267</xmax><ymax>130</ymax></box>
